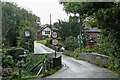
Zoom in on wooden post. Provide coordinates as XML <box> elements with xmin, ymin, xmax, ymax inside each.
<box><xmin>19</xmin><ymin>69</ymin><xmax>21</xmax><ymax>78</ymax></box>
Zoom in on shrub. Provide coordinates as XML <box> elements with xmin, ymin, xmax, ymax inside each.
<box><xmin>18</xmin><ymin>27</ymin><xmax>36</xmax><ymax>52</ymax></box>
<box><xmin>74</xmin><ymin>46</ymin><xmax>93</xmax><ymax>53</ymax></box>
<box><xmin>2</xmin><ymin>55</ymin><xmax>14</xmax><ymax>68</ymax></box>
<box><xmin>64</xmin><ymin>36</ymin><xmax>79</xmax><ymax>51</ymax></box>
<box><xmin>6</xmin><ymin>47</ymin><xmax>24</xmax><ymax>63</ymax></box>
<box><xmin>45</xmin><ymin>38</ymin><xmax>53</xmax><ymax>49</ymax></box>
<box><xmin>22</xmin><ymin>54</ymin><xmax>47</xmax><ymax>77</ymax></box>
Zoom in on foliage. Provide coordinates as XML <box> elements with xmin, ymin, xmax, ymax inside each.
<box><xmin>2</xmin><ymin>55</ymin><xmax>14</xmax><ymax>68</ymax></box>
<box><xmin>54</xmin><ymin>18</ymin><xmax>80</xmax><ymax>41</ymax></box>
<box><xmin>36</xmin><ymin>40</ymin><xmax>47</xmax><ymax>45</ymax></box>
<box><xmin>2</xmin><ymin>2</ymin><xmax>40</xmax><ymax>47</ymax></box>
<box><xmin>94</xmin><ymin>32</ymin><xmax>120</xmax><ymax>73</ymax></box>
<box><xmin>45</xmin><ymin>38</ymin><xmax>53</xmax><ymax>48</ymax></box>
<box><xmin>22</xmin><ymin>54</ymin><xmax>47</xmax><ymax>77</ymax></box>
<box><xmin>63</xmin><ymin>52</ymin><xmax>78</xmax><ymax>60</ymax></box>
<box><xmin>53</xmin><ymin>11</ymin><xmax>90</xmax><ymax>49</ymax></box>
<box><xmin>61</xmin><ymin>2</ymin><xmax>120</xmax><ymax>74</ymax></box>
<box><xmin>17</xmin><ymin>27</ymin><xmax>36</xmax><ymax>52</ymax></box>
<box><xmin>44</xmin><ymin>67</ymin><xmax>60</xmax><ymax>76</ymax></box>
<box><xmin>6</xmin><ymin>47</ymin><xmax>24</xmax><ymax>62</ymax></box>
<box><xmin>63</xmin><ymin>52</ymin><xmax>71</xmax><ymax>56</ymax></box>
<box><xmin>2</xmin><ymin>47</ymin><xmax>24</xmax><ymax>68</ymax></box>
<box><xmin>64</xmin><ymin>36</ymin><xmax>79</xmax><ymax>51</ymax></box>
<box><xmin>74</xmin><ymin>46</ymin><xmax>93</xmax><ymax>54</ymax></box>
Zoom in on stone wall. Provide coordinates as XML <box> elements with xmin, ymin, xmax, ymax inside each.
<box><xmin>64</xmin><ymin>50</ymin><xmax>109</xmax><ymax>67</ymax></box>
<box><xmin>78</xmin><ymin>53</ymin><xmax>108</xmax><ymax>67</ymax></box>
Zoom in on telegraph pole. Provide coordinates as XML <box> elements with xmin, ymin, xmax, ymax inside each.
<box><xmin>78</xmin><ymin>13</ymin><xmax>83</xmax><ymax>53</ymax></box>
<box><xmin>50</xmin><ymin>14</ymin><xmax>52</xmax><ymax>31</ymax></box>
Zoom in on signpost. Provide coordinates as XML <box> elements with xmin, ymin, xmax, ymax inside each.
<box><xmin>51</xmin><ymin>31</ymin><xmax>58</xmax><ymax>58</ymax></box>
<box><xmin>24</xmin><ymin>29</ymin><xmax>30</xmax><ymax>52</ymax></box>
<box><xmin>25</xmin><ymin>29</ymin><xmax>30</xmax><ymax>38</ymax></box>
<box><xmin>51</xmin><ymin>39</ymin><xmax>58</xmax><ymax>46</ymax></box>
<box><xmin>77</xmin><ymin>35</ymin><xmax>83</xmax><ymax>44</ymax></box>
<box><xmin>77</xmin><ymin>35</ymin><xmax>83</xmax><ymax>53</ymax></box>
<box><xmin>51</xmin><ymin>31</ymin><xmax>57</xmax><ymax>38</ymax></box>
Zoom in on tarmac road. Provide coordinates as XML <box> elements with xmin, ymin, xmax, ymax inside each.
<box><xmin>47</xmin><ymin>55</ymin><xmax>119</xmax><ymax>78</ymax></box>
<box><xmin>33</xmin><ymin>42</ymin><xmax>119</xmax><ymax>79</ymax></box>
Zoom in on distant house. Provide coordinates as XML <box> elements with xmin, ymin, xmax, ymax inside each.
<box><xmin>87</xmin><ymin>27</ymin><xmax>101</xmax><ymax>43</ymax></box>
<box><xmin>83</xmin><ymin>27</ymin><xmax>101</xmax><ymax>49</ymax></box>
<box><xmin>37</xmin><ymin>24</ymin><xmax>53</xmax><ymax>40</ymax></box>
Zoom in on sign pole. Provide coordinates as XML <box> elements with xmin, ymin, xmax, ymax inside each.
<box><xmin>55</xmin><ymin>46</ymin><xmax>56</xmax><ymax>58</ymax></box>
<box><xmin>51</xmin><ymin>31</ymin><xmax>58</xmax><ymax>58</ymax></box>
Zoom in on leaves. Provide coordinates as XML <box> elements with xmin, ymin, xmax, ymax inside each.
<box><xmin>2</xmin><ymin>2</ymin><xmax>40</xmax><ymax>47</ymax></box>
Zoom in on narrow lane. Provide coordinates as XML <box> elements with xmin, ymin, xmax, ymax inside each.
<box><xmin>47</xmin><ymin>55</ymin><xmax>119</xmax><ymax>78</ymax></box>
<box><xmin>34</xmin><ymin>41</ymin><xmax>55</xmax><ymax>54</ymax></box>
<box><xmin>34</xmin><ymin>42</ymin><xmax>119</xmax><ymax>78</ymax></box>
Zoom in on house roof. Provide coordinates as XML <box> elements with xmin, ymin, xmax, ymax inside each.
<box><xmin>86</xmin><ymin>27</ymin><xmax>101</xmax><ymax>33</ymax></box>
<box><xmin>37</xmin><ymin>24</ymin><xmax>57</xmax><ymax>33</ymax></box>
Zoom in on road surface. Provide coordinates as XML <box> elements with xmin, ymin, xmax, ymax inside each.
<box><xmin>33</xmin><ymin>42</ymin><xmax>119</xmax><ymax>79</ymax></box>
<box><xmin>47</xmin><ymin>55</ymin><xmax>119</xmax><ymax>78</ymax></box>
<box><xmin>34</xmin><ymin>41</ymin><xmax>55</xmax><ymax>54</ymax></box>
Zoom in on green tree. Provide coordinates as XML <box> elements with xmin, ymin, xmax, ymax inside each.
<box><xmin>64</xmin><ymin>36</ymin><xmax>79</xmax><ymax>51</ymax></box>
<box><xmin>2</xmin><ymin>2</ymin><xmax>40</xmax><ymax>47</ymax></box>
<box><xmin>60</xmin><ymin>2</ymin><xmax>120</xmax><ymax>73</ymax></box>
<box><xmin>54</xmin><ymin>17</ymin><xmax>80</xmax><ymax>41</ymax></box>
<box><xmin>18</xmin><ymin>27</ymin><xmax>36</xmax><ymax>52</ymax></box>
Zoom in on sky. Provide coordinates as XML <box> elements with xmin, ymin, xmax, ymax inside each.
<box><xmin>4</xmin><ymin>0</ymin><xmax>69</xmax><ymax>25</ymax></box>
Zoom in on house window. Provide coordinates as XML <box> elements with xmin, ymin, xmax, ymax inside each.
<box><xmin>45</xmin><ymin>31</ymin><xmax>50</xmax><ymax>34</ymax></box>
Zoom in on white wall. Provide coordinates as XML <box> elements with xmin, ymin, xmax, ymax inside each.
<box><xmin>42</xmin><ymin>27</ymin><xmax>52</xmax><ymax>35</ymax></box>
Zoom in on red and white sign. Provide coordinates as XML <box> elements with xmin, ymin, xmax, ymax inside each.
<box><xmin>51</xmin><ymin>31</ymin><xmax>57</xmax><ymax>38</ymax></box>
<box><xmin>51</xmin><ymin>39</ymin><xmax>58</xmax><ymax>46</ymax></box>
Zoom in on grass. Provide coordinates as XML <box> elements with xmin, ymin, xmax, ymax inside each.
<box><xmin>63</xmin><ymin>52</ymin><xmax>79</xmax><ymax>60</ymax></box>
<box><xmin>13</xmin><ymin>67</ymin><xmax>61</xmax><ymax>80</ymax></box>
<box><xmin>36</xmin><ymin>40</ymin><xmax>46</xmax><ymax>45</ymax></box>
<box><xmin>0</xmin><ymin>76</ymin><xmax>2</xmax><ymax>79</ymax></box>
<box><xmin>44</xmin><ymin>67</ymin><xmax>61</xmax><ymax>77</ymax></box>
<box><xmin>13</xmin><ymin>74</ymin><xmax>43</xmax><ymax>80</ymax></box>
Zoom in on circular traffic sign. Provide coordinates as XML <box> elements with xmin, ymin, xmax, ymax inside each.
<box><xmin>51</xmin><ymin>39</ymin><xmax>58</xmax><ymax>46</ymax></box>
<box><xmin>51</xmin><ymin>31</ymin><xmax>57</xmax><ymax>38</ymax></box>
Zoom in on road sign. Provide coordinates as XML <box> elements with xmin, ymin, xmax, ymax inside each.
<box><xmin>77</xmin><ymin>35</ymin><xmax>83</xmax><ymax>44</ymax></box>
<box><xmin>77</xmin><ymin>35</ymin><xmax>82</xmax><ymax>40</ymax></box>
<box><xmin>51</xmin><ymin>31</ymin><xmax>57</xmax><ymax>38</ymax></box>
<box><xmin>25</xmin><ymin>29</ymin><xmax>30</xmax><ymax>37</ymax></box>
<box><xmin>51</xmin><ymin>39</ymin><xmax>58</xmax><ymax>46</ymax></box>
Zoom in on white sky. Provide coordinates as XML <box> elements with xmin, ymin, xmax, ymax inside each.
<box><xmin>3</xmin><ymin>0</ymin><xmax>69</xmax><ymax>24</ymax></box>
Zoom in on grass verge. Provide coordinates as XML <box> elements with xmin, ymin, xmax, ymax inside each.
<box><xmin>36</xmin><ymin>40</ymin><xmax>46</xmax><ymax>45</ymax></box>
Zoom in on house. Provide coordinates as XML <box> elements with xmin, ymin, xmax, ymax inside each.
<box><xmin>37</xmin><ymin>24</ymin><xmax>53</xmax><ymax>40</ymax></box>
<box><xmin>85</xmin><ymin>27</ymin><xmax>101</xmax><ymax>49</ymax></box>
<box><xmin>87</xmin><ymin>27</ymin><xmax>101</xmax><ymax>43</ymax></box>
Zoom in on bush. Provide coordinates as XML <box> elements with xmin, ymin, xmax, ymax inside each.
<box><xmin>22</xmin><ymin>54</ymin><xmax>47</xmax><ymax>77</ymax></box>
<box><xmin>6</xmin><ymin>47</ymin><xmax>24</xmax><ymax>63</ymax></box>
<box><xmin>64</xmin><ymin>36</ymin><xmax>79</xmax><ymax>51</ymax></box>
<box><xmin>74</xmin><ymin>46</ymin><xmax>93</xmax><ymax>53</ymax></box>
<box><xmin>94</xmin><ymin>34</ymin><xmax>120</xmax><ymax>74</ymax></box>
<box><xmin>2</xmin><ymin>55</ymin><xmax>14</xmax><ymax>68</ymax></box>
<box><xmin>45</xmin><ymin>38</ymin><xmax>53</xmax><ymax>49</ymax></box>
<box><xmin>18</xmin><ymin>27</ymin><xmax>36</xmax><ymax>52</ymax></box>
